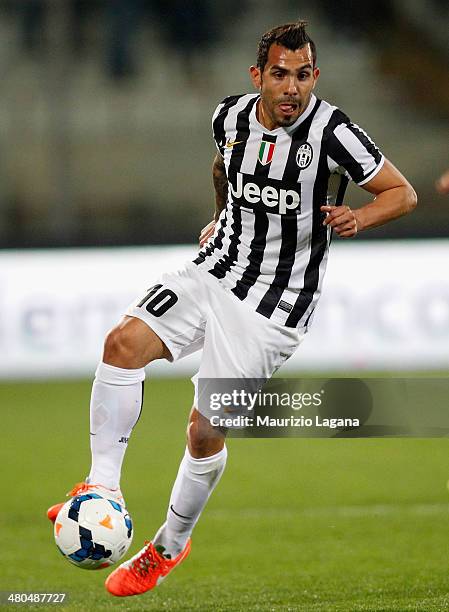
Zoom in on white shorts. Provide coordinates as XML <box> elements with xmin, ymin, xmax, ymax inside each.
<box><xmin>126</xmin><ymin>261</ymin><xmax>304</xmax><ymax>406</ymax></box>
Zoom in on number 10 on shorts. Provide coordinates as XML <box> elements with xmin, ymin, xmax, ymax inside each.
<box><xmin>137</xmin><ymin>284</ymin><xmax>178</xmax><ymax>317</ymax></box>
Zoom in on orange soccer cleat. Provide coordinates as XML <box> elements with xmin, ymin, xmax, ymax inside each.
<box><xmin>46</xmin><ymin>481</ymin><xmax>125</xmax><ymax>524</ymax></box>
<box><xmin>105</xmin><ymin>539</ymin><xmax>191</xmax><ymax>597</ymax></box>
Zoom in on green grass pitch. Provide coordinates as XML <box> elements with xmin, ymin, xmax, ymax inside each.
<box><xmin>1</xmin><ymin>378</ymin><xmax>449</xmax><ymax>611</ymax></box>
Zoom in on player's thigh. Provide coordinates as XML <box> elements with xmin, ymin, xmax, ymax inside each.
<box><xmin>192</xmin><ymin>285</ymin><xmax>303</xmax><ymax>409</ymax></box>
<box><xmin>126</xmin><ymin>263</ymin><xmax>207</xmax><ymax>363</ymax></box>
<box><xmin>202</xmin><ymin>289</ymin><xmax>301</xmax><ymax>379</ymax></box>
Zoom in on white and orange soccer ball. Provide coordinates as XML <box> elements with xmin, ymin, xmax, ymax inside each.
<box><xmin>54</xmin><ymin>493</ymin><xmax>133</xmax><ymax>569</ymax></box>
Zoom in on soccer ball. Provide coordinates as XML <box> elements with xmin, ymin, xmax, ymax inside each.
<box><xmin>54</xmin><ymin>493</ymin><xmax>133</xmax><ymax>570</ymax></box>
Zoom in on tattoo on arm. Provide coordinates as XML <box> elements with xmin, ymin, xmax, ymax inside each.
<box><xmin>212</xmin><ymin>153</ymin><xmax>228</xmax><ymax>222</ymax></box>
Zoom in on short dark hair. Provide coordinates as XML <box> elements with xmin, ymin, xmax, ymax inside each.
<box><xmin>256</xmin><ymin>21</ymin><xmax>317</xmax><ymax>72</ymax></box>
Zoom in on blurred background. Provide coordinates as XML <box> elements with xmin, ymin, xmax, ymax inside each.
<box><xmin>0</xmin><ymin>0</ymin><xmax>448</xmax><ymax>379</ymax></box>
<box><xmin>0</xmin><ymin>0</ymin><xmax>447</xmax><ymax>249</ymax></box>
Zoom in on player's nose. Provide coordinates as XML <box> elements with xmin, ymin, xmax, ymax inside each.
<box><xmin>284</xmin><ymin>76</ymin><xmax>299</xmax><ymax>96</ymax></box>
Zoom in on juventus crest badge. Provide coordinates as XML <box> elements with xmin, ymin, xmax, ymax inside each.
<box><xmin>296</xmin><ymin>142</ymin><xmax>313</xmax><ymax>169</ymax></box>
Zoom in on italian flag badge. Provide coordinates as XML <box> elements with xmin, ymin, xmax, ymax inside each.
<box><xmin>258</xmin><ymin>139</ymin><xmax>276</xmax><ymax>165</ymax></box>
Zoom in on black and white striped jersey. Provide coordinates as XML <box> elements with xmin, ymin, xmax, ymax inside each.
<box><xmin>194</xmin><ymin>93</ymin><xmax>384</xmax><ymax>330</ymax></box>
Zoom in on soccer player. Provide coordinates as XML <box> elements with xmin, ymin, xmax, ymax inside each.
<box><xmin>47</xmin><ymin>21</ymin><xmax>417</xmax><ymax>597</ymax></box>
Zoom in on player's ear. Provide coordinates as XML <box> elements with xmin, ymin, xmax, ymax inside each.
<box><xmin>312</xmin><ymin>67</ymin><xmax>320</xmax><ymax>89</ymax></box>
<box><xmin>250</xmin><ymin>65</ymin><xmax>261</xmax><ymax>90</ymax></box>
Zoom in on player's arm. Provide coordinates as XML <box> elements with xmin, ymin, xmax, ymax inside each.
<box><xmin>321</xmin><ymin>159</ymin><xmax>417</xmax><ymax>238</ymax></box>
<box><xmin>199</xmin><ymin>152</ymin><xmax>229</xmax><ymax>247</ymax></box>
<box><xmin>212</xmin><ymin>151</ymin><xmax>228</xmax><ymax>220</ymax></box>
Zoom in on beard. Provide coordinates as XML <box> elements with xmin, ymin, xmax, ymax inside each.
<box><xmin>275</xmin><ymin>112</ymin><xmax>300</xmax><ymax>126</ymax></box>
<box><xmin>262</xmin><ymin>94</ymin><xmax>305</xmax><ymax>128</ymax></box>
<box><xmin>273</xmin><ymin>102</ymin><xmax>302</xmax><ymax>126</ymax></box>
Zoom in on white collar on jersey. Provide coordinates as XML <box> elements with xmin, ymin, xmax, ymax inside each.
<box><xmin>250</xmin><ymin>93</ymin><xmax>317</xmax><ymax>135</ymax></box>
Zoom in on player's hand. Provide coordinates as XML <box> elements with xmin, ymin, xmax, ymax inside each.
<box><xmin>199</xmin><ymin>220</ymin><xmax>216</xmax><ymax>247</ymax></box>
<box><xmin>320</xmin><ymin>205</ymin><xmax>359</xmax><ymax>238</ymax></box>
<box><xmin>436</xmin><ymin>169</ymin><xmax>449</xmax><ymax>195</ymax></box>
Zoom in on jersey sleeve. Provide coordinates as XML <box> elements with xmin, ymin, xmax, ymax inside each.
<box><xmin>326</xmin><ymin>118</ymin><xmax>384</xmax><ymax>185</ymax></box>
<box><xmin>211</xmin><ymin>101</ymin><xmax>226</xmax><ymax>156</ymax></box>
<box><xmin>211</xmin><ymin>94</ymin><xmax>243</xmax><ymax>157</ymax></box>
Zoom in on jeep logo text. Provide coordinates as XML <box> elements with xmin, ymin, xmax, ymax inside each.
<box><xmin>229</xmin><ymin>172</ymin><xmax>301</xmax><ymax>214</ymax></box>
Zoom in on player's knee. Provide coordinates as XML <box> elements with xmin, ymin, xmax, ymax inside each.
<box><xmin>187</xmin><ymin>413</ymin><xmax>225</xmax><ymax>458</ymax></box>
<box><xmin>103</xmin><ymin>325</ymin><xmax>138</xmax><ymax>366</ymax></box>
<box><xmin>103</xmin><ymin>316</ymin><xmax>169</xmax><ymax>368</ymax></box>
<box><xmin>187</xmin><ymin>423</ymin><xmax>208</xmax><ymax>457</ymax></box>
